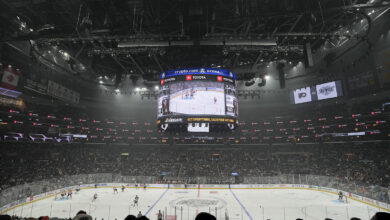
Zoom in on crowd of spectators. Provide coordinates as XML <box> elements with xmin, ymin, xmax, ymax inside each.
<box><xmin>0</xmin><ymin>98</ymin><xmax>389</xmax><ymax>210</ymax></box>
<box><xmin>1</xmin><ymin>98</ymin><xmax>389</xmax><ymax>145</ymax></box>
<box><xmin>1</xmin><ymin>142</ymin><xmax>389</xmax><ymax>194</ymax></box>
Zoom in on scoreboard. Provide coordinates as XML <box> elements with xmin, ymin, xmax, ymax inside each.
<box><xmin>157</xmin><ymin>68</ymin><xmax>238</xmax><ymax>132</ymax></box>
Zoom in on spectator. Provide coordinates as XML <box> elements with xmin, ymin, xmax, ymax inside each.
<box><xmin>195</xmin><ymin>212</ymin><xmax>216</xmax><ymax>220</ymax></box>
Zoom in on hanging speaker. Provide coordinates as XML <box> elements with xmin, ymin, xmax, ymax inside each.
<box><xmin>276</xmin><ymin>63</ymin><xmax>285</xmax><ymax>89</ymax></box>
<box><xmin>304</xmin><ymin>42</ymin><xmax>314</xmax><ymax>67</ymax></box>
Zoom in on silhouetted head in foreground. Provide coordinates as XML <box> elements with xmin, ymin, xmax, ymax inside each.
<box><xmin>76</xmin><ymin>211</ymin><xmax>87</xmax><ymax>216</ymax></box>
<box><xmin>195</xmin><ymin>212</ymin><xmax>216</xmax><ymax>220</ymax></box>
<box><xmin>371</xmin><ymin>212</ymin><xmax>390</xmax><ymax>220</ymax></box>
<box><xmin>73</xmin><ymin>210</ymin><xmax>92</xmax><ymax>220</ymax></box>
<box><xmin>0</xmin><ymin>215</ymin><xmax>12</xmax><ymax>220</ymax></box>
<box><xmin>124</xmin><ymin>215</ymin><xmax>136</xmax><ymax>220</ymax></box>
<box><xmin>136</xmin><ymin>216</ymin><xmax>149</xmax><ymax>220</ymax></box>
<box><xmin>38</xmin><ymin>216</ymin><xmax>49</xmax><ymax>220</ymax></box>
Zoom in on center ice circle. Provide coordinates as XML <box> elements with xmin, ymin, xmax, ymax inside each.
<box><xmin>169</xmin><ymin>196</ymin><xmax>227</xmax><ymax>209</ymax></box>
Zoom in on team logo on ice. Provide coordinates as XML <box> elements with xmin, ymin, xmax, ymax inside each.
<box><xmin>170</xmin><ymin>196</ymin><xmax>226</xmax><ymax>209</ymax></box>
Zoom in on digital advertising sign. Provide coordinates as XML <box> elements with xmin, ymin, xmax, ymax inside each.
<box><xmin>290</xmin><ymin>80</ymin><xmax>343</xmax><ymax>104</ymax></box>
<box><xmin>157</xmin><ymin>68</ymin><xmax>238</xmax><ymax>132</ymax></box>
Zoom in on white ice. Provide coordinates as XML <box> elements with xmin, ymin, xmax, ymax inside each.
<box><xmin>5</xmin><ymin>187</ymin><xmax>387</xmax><ymax>220</ymax></box>
<box><xmin>169</xmin><ymin>90</ymin><xmax>225</xmax><ymax>115</ymax></box>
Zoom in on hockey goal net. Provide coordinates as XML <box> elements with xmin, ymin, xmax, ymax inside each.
<box><xmin>54</xmin><ymin>190</ymin><xmax>65</xmax><ymax>201</ymax></box>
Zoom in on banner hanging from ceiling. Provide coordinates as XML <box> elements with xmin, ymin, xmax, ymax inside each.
<box><xmin>1</xmin><ymin>65</ymin><xmax>20</xmax><ymax>90</ymax></box>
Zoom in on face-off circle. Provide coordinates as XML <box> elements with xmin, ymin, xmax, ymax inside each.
<box><xmin>169</xmin><ymin>196</ymin><xmax>227</xmax><ymax>209</ymax></box>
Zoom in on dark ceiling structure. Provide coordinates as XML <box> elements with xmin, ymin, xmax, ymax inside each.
<box><xmin>0</xmin><ymin>0</ymin><xmax>389</xmax><ymax>87</ymax></box>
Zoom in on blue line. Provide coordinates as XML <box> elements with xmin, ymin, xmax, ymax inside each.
<box><xmin>144</xmin><ymin>187</ymin><xmax>169</xmax><ymax>216</ymax></box>
<box><xmin>229</xmin><ymin>186</ymin><xmax>254</xmax><ymax>220</ymax></box>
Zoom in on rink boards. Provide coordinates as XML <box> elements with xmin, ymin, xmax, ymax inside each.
<box><xmin>1</xmin><ymin>184</ymin><xmax>389</xmax><ymax>220</ymax></box>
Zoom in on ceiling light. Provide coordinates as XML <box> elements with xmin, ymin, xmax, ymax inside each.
<box><xmin>264</xmin><ymin>75</ymin><xmax>270</xmax><ymax>80</ymax></box>
<box><xmin>115</xmin><ymin>89</ymin><xmax>120</xmax><ymax>93</ymax></box>
<box><xmin>99</xmin><ymin>80</ymin><xmax>103</xmax><ymax>84</ymax></box>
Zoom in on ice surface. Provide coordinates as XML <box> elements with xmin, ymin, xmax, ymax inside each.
<box><xmin>5</xmin><ymin>187</ymin><xmax>387</xmax><ymax>220</ymax></box>
<box><xmin>170</xmin><ymin>90</ymin><xmax>225</xmax><ymax>115</ymax></box>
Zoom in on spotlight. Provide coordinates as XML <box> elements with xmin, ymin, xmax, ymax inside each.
<box><xmin>264</xmin><ymin>75</ymin><xmax>270</xmax><ymax>80</ymax></box>
<box><xmin>115</xmin><ymin>88</ymin><xmax>120</xmax><ymax>93</ymax></box>
<box><xmin>135</xmin><ymin>87</ymin><xmax>140</xmax><ymax>91</ymax></box>
<box><xmin>99</xmin><ymin>80</ymin><xmax>103</xmax><ymax>84</ymax></box>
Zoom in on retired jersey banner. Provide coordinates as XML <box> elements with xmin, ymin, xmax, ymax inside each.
<box><xmin>1</xmin><ymin>66</ymin><xmax>20</xmax><ymax>90</ymax></box>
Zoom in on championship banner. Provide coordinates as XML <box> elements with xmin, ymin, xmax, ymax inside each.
<box><xmin>47</xmin><ymin>80</ymin><xmax>80</xmax><ymax>104</ymax></box>
<box><xmin>1</xmin><ymin>66</ymin><xmax>20</xmax><ymax>90</ymax></box>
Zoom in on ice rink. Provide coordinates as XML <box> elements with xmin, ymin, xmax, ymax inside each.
<box><xmin>169</xmin><ymin>89</ymin><xmax>225</xmax><ymax>115</ymax></box>
<box><xmin>3</xmin><ymin>186</ymin><xmax>388</xmax><ymax>220</ymax></box>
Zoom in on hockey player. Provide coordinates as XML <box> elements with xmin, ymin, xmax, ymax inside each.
<box><xmin>67</xmin><ymin>189</ymin><xmax>72</xmax><ymax>199</ymax></box>
<box><xmin>137</xmin><ymin>211</ymin><xmax>142</xmax><ymax>218</ymax></box>
<box><xmin>157</xmin><ymin>210</ymin><xmax>163</xmax><ymax>220</ymax></box>
<box><xmin>113</xmin><ymin>187</ymin><xmax>118</xmax><ymax>194</ymax></box>
<box><xmin>338</xmin><ymin>191</ymin><xmax>344</xmax><ymax>201</ymax></box>
<box><xmin>135</xmin><ymin>182</ymin><xmax>138</xmax><ymax>189</ymax></box>
<box><xmin>214</xmin><ymin>97</ymin><xmax>217</xmax><ymax>104</ymax></box>
<box><xmin>60</xmin><ymin>190</ymin><xmax>66</xmax><ymax>199</ymax></box>
<box><xmin>121</xmin><ymin>185</ymin><xmax>125</xmax><ymax>192</ymax></box>
<box><xmin>92</xmin><ymin>193</ymin><xmax>98</xmax><ymax>202</ymax></box>
<box><xmin>143</xmin><ymin>183</ymin><xmax>147</xmax><ymax>190</ymax></box>
<box><xmin>75</xmin><ymin>186</ymin><xmax>80</xmax><ymax>193</ymax></box>
<box><xmin>133</xmin><ymin>195</ymin><xmax>139</xmax><ymax>207</ymax></box>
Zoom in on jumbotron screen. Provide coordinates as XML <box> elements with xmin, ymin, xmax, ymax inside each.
<box><xmin>157</xmin><ymin>68</ymin><xmax>238</xmax><ymax>132</ymax></box>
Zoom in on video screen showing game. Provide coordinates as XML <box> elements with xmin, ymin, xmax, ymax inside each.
<box><xmin>157</xmin><ymin>68</ymin><xmax>238</xmax><ymax>120</ymax></box>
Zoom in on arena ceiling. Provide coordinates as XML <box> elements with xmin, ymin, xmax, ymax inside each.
<box><xmin>0</xmin><ymin>0</ymin><xmax>388</xmax><ymax>88</ymax></box>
